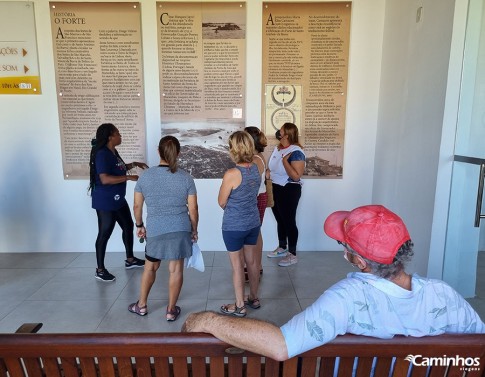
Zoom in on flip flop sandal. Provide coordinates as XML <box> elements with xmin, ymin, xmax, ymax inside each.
<box><xmin>244</xmin><ymin>297</ymin><xmax>261</xmax><ymax>309</ymax></box>
<box><xmin>220</xmin><ymin>303</ymin><xmax>247</xmax><ymax>317</ymax></box>
<box><xmin>166</xmin><ymin>306</ymin><xmax>181</xmax><ymax>322</ymax></box>
<box><xmin>128</xmin><ymin>301</ymin><xmax>148</xmax><ymax>316</ymax></box>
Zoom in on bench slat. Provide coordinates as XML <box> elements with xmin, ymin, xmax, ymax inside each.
<box><xmin>409</xmin><ymin>365</ymin><xmax>428</xmax><ymax>377</ymax></box>
<box><xmin>318</xmin><ymin>357</ymin><xmax>336</xmax><ymax>377</ymax></box>
<box><xmin>246</xmin><ymin>356</ymin><xmax>262</xmax><ymax>377</ymax></box>
<box><xmin>133</xmin><ymin>357</ymin><xmax>151</xmax><ymax>377</ymax></box>
<box><xmin>23</xmin><ymin>358</ymin><xmax>43</xmax><ymax>377</ymax></box>
<box><xmin>80</xmin><ymin>357</ymin><xmax>98</xmax><ymax>377</ymax></box>
<box><xmin>281</xmin><ymin>357</ymin><xmax>298</xmax><ymax>377</ymax></box>
<box><xmin>59</xmin><ymin>357</ymin><xmax>81</xmax><ymax>377</ymax></box>
<box><xmin>228</xmin><ymin>357</ymin><xmax>243</xmax><ymax>377</ymax></box>
<box><xmin>190</xmin><ymin>357</ymin><xmax>208</xmax><ymax>377</ymax></box>
<box><xmin>428</xmin><ymin>365</ymin><xmax>446</xmax><ymax>377</ymax></box>
<box><xmin>43</xmin><ymin>357</ymin><xmax>62</xmax><ymax>377</ymax></box>
<box><xmin>98</xmin><ymin>357</ymin><xmax>116</xmax><ymax>377</ymax></box>
<box><xmin>3</xmin><ymin>358</ymin><xmax>25</xmax><ymax>377</ymax></box>
<box><xmin>393</xmin><ymin>358</ymin><xmax>411</xmax><ymax>377</ymax></box>
<box><xmin>172</xmin><ymin>356</ymin><xmax>189</xmax><ymax>377</ymax></box>
<box><xmin>355</xmin><ymin>357</ymin><xmax>373</xmax><ymax>376</ymax></box>
<box><xmin>299</xmin><ymin>356</ymin><xmax>318</xmax><ymax>377</ymax></box>
<box><xmin>153</xmin><ymin>357</ymin><xmax>171</xmax><ymax>377</ymax></box>
<box><xmin>0</xmin><ymin>358</ymin><xmax>7</xmax><ymax>377</ymax></box>
<box><xmin>373</xmin><ymin>357</ymin><xmax>392</xmax><ymax>377</ymax></box>
<box><xmin>263</xmin><ymin>358</ymin><xmax>279</xmax><ymax>377</ymax></box>
<box><xmin>209</xmin><ymin>357</ymin><xmax>224</xmax><ymax>377</ymax></box>
<box><xmin>337</xmin><ymin>357</ymin><xmax>355</xmax><ymax>376</ymax></box>
<box><xmin>116</xmin><ymin>357</ymin><xmax>134</xmax><ymax>377</ymax></box>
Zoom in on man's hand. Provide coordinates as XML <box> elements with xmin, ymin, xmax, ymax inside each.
<box><xmin>181</xmin><ymin>311</ymin><xmax>289</xmax><ymax>361</ymax></box>
<box><xmin>181</xmin><ymin>311</ymin><xmax>213</xmax><ymax>333</ymax></box>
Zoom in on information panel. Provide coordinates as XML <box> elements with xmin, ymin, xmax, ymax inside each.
<box><xmin>157</xmin><ymin>2</ymin><xmax>246</xmax><ymax>178</ymax></box>
<box><xmin>0</xmin><ymin>1</ymin><xmax>41</xmax><ymax>94</ymax></box>
<box><xmin>262</xmin><ymin>2</ymin><xmax>351</xmax><ymax>178</ymax></box>
<box><xmin>50</xmin><ymin>2</ymin><xmax>146</xmax><ymax>179</ymax></box>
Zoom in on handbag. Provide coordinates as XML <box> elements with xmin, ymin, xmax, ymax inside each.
<box><xmin>265</xmin><ymin>179</ymin><xmax>274</xmax><ymax>208</ymax></box>
<box><xmin>185</xmin><ymin>242</ymin><xmax>205</xmax><ymax>272</ymax></box>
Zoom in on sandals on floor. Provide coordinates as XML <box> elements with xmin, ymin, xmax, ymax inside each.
<box><xmin>244</xmin><ymin>297</ymin><xmax>261</xmax><ymax>309</ymax></box>
<box><xmin>128</xmin><ymin>301</ymin><xmax>148</xmax><ymax>316</ymax></box>
<box><xmin>166</xmin><ymin>306</ymin><xmax>181</xmax><ymax>322</ymax></box>
<box><xmin>220</xmin><ymin>303</ymin><xmax>247</xmax><ymax>317</ymax></box>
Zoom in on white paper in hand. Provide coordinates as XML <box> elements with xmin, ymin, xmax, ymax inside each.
<box><xmin>185</xmin><ymin>242</ymin><xmax>205</xmax><ymax>272</ymax></box>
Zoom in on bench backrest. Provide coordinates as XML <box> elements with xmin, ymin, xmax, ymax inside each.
<box><xmin>0</xmin><ymin>332</ymin><xmax>483</xmax><ymax>377</ymax></box>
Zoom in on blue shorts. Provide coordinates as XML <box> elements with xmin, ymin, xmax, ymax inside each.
<box><xmin>222</xmin><ymin>226</ymin><xmax>260</xmax><ymax>252</ymax></box>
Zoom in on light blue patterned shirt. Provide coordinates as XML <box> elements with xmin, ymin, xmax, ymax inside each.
<box><xmin>280</xmin><ymin>272</ymin><xmax>485</xmax><ymax>358</ymax></box>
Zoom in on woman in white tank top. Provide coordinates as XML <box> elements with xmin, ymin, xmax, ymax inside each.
<box><xmin>245</xmin><ymin>127</ymin><xmax>269</xmax><ymax>284</ymax></box>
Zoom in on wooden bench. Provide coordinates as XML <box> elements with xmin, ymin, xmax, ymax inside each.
<box><xmin>0</xmin><ymin>324</ymin><xmax>483</xmax><ymax>377</ymax></box>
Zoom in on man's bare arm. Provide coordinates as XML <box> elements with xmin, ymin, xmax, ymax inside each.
<box><xmin>182</xmin><ymin>311</ymin><xmax>289</xmax><ymax>361</ymax></box>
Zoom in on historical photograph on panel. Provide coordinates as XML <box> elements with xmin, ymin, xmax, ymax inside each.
<box><xmin>202</xmin><ymin>5</ymin><xmax>245</xmax><ymax>40</ymax></box>
<box><xmin>162</xmin><ymin>121</ymin><xmax>243</xmax><ymax>179</ymax></box>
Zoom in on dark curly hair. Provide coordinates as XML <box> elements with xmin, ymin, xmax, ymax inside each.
<box><xmin>88</xmin><ymin>123</ymin><xmax>123</xmax><ymax>194</ymax></box>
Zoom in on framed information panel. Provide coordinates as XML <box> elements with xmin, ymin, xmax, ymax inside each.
<box><xmin>157</xmin><ymin>2</ymin><xmax>246</xmax><ymax>178</ymax></box>
<box><xmin>262</xmin><ymin>2</ymin><xmax>351</xmax><ymax>178</ymax></box>
<box><xmin>50</xmin><ymin>2</ymin><xmax>146</xmax><ymax>179</ymax></box>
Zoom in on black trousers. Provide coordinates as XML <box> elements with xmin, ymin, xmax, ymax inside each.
<box><xmin>271</xmin><ymin>183</ymin><xmax>302</xmax><ymax>255</ymax></box>
<box><xmin>95</xmin><ymin>203</ymin><xmax>134</xmax><ymax>269</ymax></box>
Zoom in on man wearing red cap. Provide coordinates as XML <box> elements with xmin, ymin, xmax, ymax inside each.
<box><xmin>182</xmin><ymin>205</ymin><xmax>484</xmax><ymax>361</ymax></box>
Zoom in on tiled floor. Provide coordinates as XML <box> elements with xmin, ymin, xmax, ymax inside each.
<box><xmin>0</xmin><ymin>251</ymin><xmax>483</xmax><ymax>333</ymax></box>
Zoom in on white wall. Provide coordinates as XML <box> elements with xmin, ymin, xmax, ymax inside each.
<box><xmin>373</xmin><ymin>0</ymin><xmax>456</xmax><ymax>275</ymax></box>
<box><xmin>0</xmin><ymin>0</ymin><xmax>385</xmax><ymax>253</ymax></box>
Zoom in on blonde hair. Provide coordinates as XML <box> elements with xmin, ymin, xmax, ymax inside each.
<box><xmin>228</xmin><ymin>131</ymin><xmax>255</xmax><ymax>164</ymax></box>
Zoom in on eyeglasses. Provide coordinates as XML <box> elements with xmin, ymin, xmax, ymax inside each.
<box><xmin>338</xmin><ymin>241</ymin><xmax>359</xmax><ymax>268</ymax></box>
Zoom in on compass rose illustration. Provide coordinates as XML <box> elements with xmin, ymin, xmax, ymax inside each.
<box><xmin>271</xmin><ymin>85</ymin><xmax>297</xmax><ymax>107</ymax></box>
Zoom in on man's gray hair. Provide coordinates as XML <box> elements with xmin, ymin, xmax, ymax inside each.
<box><xmin>349</xmin><ymin>240</ymin><xmax>414</xmax><ymax>279</ymax></box>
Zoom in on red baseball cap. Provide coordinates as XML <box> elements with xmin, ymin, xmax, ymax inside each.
<box><xmin>323</xmin><ymin>205</ymin><xmax>411</xmax><ymax>264</ymax></box>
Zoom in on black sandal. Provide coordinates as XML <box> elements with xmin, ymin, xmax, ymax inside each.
<box><xmin>166</xmin><ymin>306</ymin><xmax>181</xmax><ymax>322</ymax></box>
<box><xmin>220</xmin><ymin>303</ymin><xmax>247</xmax><ymax>317</ymax></box>
<box><xmin>244</xmin><ymin>297</ymin><xmax>261</xmax><ymax>309</ymax></box>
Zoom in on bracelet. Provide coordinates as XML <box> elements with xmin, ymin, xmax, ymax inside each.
<box><xmin>136</xmin><ymin>222</ymin><xmax>144</xmax><ymax>228</ymax></box>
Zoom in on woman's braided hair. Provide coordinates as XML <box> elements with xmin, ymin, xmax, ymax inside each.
<box><xmin>88</xmin><ymin>123</ymin><xmax>118</xmax><ymax>194</ymax></box>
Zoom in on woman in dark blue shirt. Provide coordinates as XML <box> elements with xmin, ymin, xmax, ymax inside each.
<box><xmin>88</xmin><ymin>123</ymin><xmax>148</xmax><ymax>282</ymax></box>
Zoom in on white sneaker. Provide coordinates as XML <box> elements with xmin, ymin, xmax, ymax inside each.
<box><xmin>267</xmin><ymin>247</ymin><xmax>288</xmax><ymax>258</ymax></box>
<box><xmin>278</xmin><ymin>254</ymin><xmax>298</xmax><ymax>267</ymax></box>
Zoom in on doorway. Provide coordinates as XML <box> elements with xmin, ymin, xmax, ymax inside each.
<box><xmin>443</xmin><ymin>0</ymin><xmax>485</xmax><ymax>299</ymax></box>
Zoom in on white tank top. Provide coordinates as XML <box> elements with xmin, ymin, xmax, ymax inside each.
<box><xmin>254</xmin><ymin>154</ymin><xmax>266</xmax><ymax>194</ymax></box>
